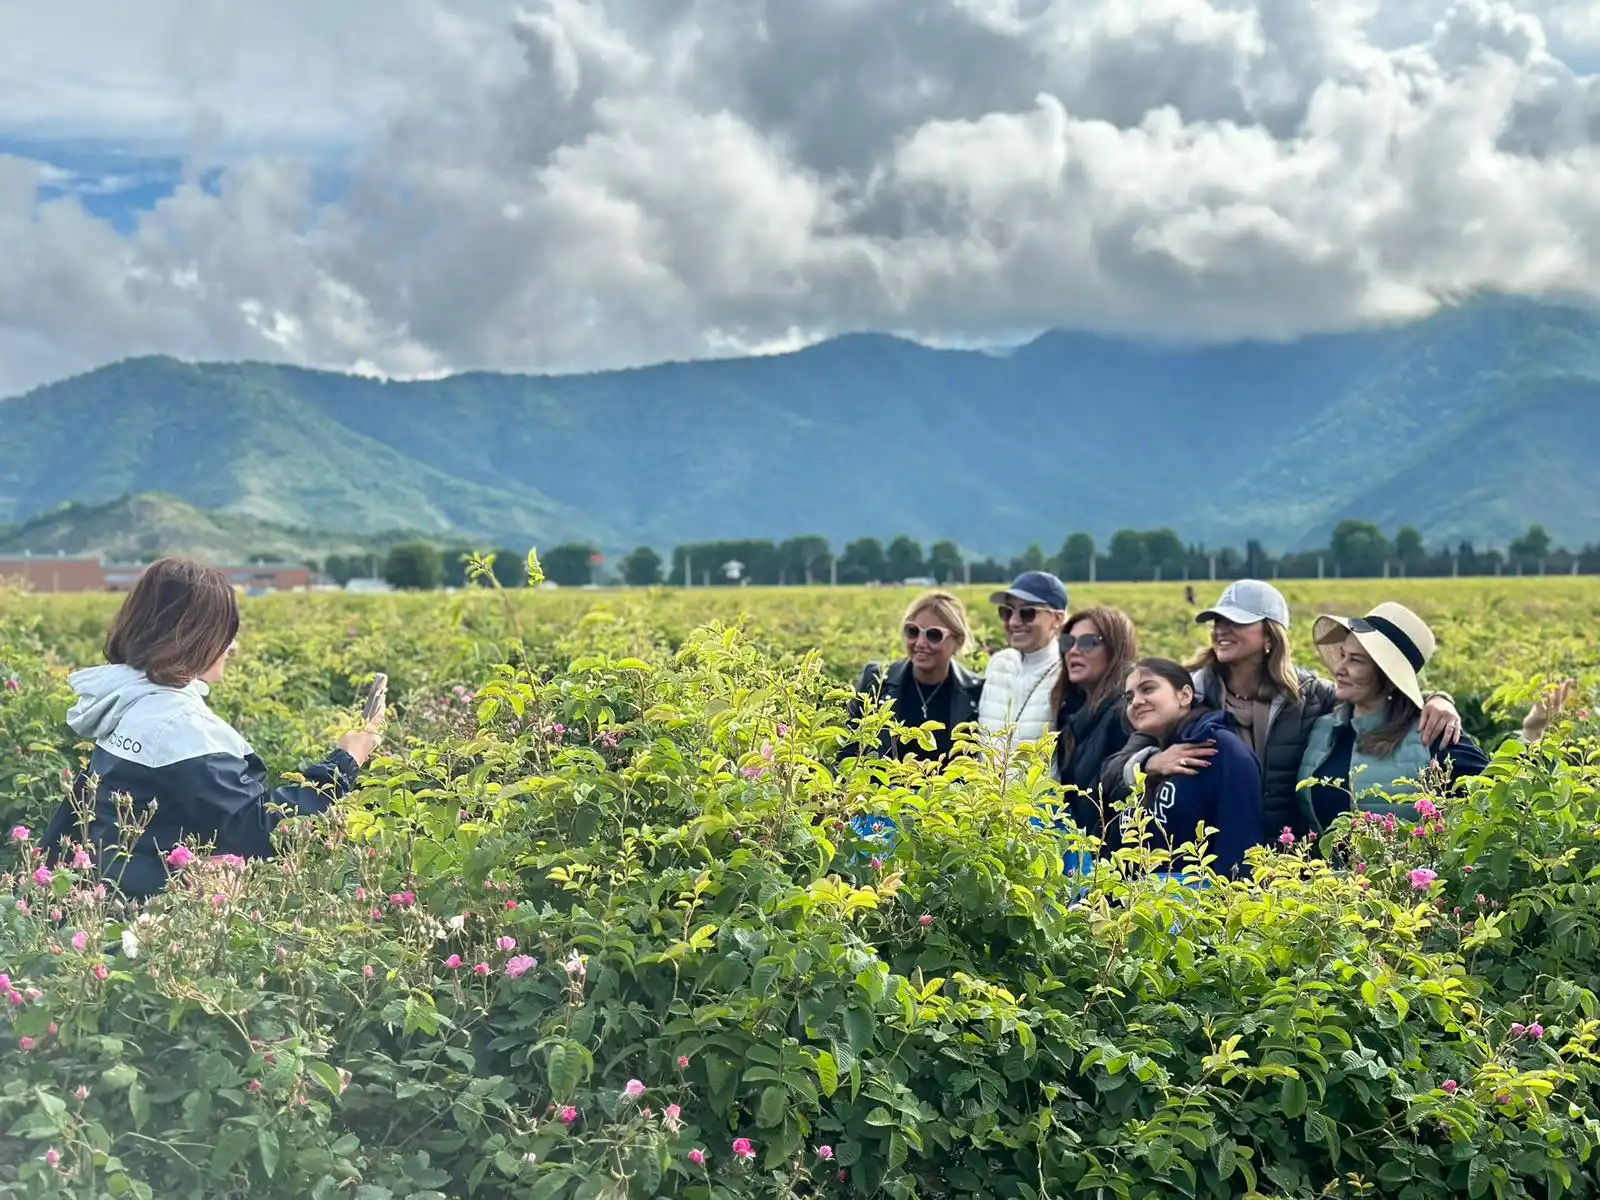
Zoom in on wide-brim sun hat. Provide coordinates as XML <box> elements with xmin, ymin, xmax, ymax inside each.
<box><xmin>1312</xmin><ymin>601</ymin><xmax>1436</xmax><ymax>709</ymax></box>
<box><xmin>1195</xmin><ymin>579</ymin><xmax>1290</xmax><ymax>627</ymax></box>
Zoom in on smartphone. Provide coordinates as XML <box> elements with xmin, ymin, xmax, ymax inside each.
<box><xmin>362</xmin><ymin>673</ymin><xmax>388</xmax><ymax>723</ymax></box>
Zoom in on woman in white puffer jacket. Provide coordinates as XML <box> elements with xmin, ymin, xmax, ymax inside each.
<box><xmin>979</xmin><ymin>571</ymin><xmax>1069</xmax><ymax>757</ymax></box>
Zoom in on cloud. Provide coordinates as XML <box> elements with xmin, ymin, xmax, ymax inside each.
<box><xmin>1</xmin><ymin>0</ymin><xmax>1598</xmax><ymax>396</ymax></box>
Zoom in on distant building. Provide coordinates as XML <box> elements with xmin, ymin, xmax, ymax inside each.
<box><xmin>0</xmin><ymin>555</ymin><xmax>107</xmax><ymax>593</ymax></box>
<box><xmin>0</xmin><ymin>553</ymin><xmax>310</xmax><ymax>595</ymax></box>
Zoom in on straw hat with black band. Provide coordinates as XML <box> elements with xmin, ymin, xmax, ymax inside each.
<box><xmin>1311</xmin><ymin>602</ymin><xmax>1435</xmax><ymax>709</ymax></box>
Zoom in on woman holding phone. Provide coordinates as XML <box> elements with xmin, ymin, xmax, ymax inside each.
<box><xmin>41</xmin><ymin>557</ymin><xmax>385</xmax><ymax>899</ymax></box>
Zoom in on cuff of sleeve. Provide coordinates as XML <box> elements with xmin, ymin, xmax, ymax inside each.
<box><xmin>1123</xmin><ymin>747</ymin><xmax>1157</xmax><ymax>786</ymax></box>
<box><xmin>328</xmin><ymin>748</ymin><xmax>362</xmax><ymax>793</ymax></box>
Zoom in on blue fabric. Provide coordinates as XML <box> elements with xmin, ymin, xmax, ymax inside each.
<box><xmin>1127</xmin><ymin>708</ymin><xmax>1262</xmax><ymax>878</ymax></box>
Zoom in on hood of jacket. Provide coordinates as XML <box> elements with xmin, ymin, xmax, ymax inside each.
<box><xmin>1175</xmin><ymin>706</ymin><xmax>1237</xmax><ymax>745</ymax></box>
<box><xmin>66</xmin><ymin>663</ymin><xmax>250</xmax><ymax>768</ymax></box>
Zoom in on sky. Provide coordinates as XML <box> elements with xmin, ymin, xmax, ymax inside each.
<box><xmin>1</xmin><ymin>0</ymin><xmax>1598</xmax><ymax>397</ymax></box>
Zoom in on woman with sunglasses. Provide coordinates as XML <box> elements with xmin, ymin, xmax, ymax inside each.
<box><xmin>979</xmin><ymin>571</ymin><xmax>1069</xmax><ymax>757</ymax></box>
<box><xmin>846</xmin><ymin>590</ymin><xmax>983</xmax><ymax>762</ymax></box>
<box><xmin>1052</xmin><ymin>606</ymin><xmax>1139</xmax><ymax>819</ymax></box>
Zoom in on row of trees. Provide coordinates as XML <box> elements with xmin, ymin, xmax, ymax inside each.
<box><xmin>325</xmin><ymin>521</ymin><xmax>1599</xmax><ymax>590</ymax></box>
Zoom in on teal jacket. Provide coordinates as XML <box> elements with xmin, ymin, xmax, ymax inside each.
<box><xmin>1297</xmin><ymin>705</ymin><xmax>1489</xmax><ymax>833</ymax></box>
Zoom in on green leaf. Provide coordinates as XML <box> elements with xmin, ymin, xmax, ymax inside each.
<box><xmin>308</xmin><ymin>1062</ymin><xmax>346</xmax><ymax>1098</ymax></box>
<box><xmin>545</xmin><ymin>1043</ymin><xmax>583</xmax><ymax>1102</ymax></box>
<box><xmin>756</xmin><ymin>1085</ymin><xmax>787</xmax><ymax>1128</ymax></box>
<box><xmin>258</xmin><ymin>1128</ymin><xmax>281</xmax><ymax>1178</ymax></box>
<box><xmin>1469</xmin><ymin>1155</ymin><xmax>1490</xmax><ymax>1199</ymax></box>
<box><xmin>102</xmin><ymin>1064</ymin><xmax>137</xmax><ymax>1091</ymax></box>
<box><xmin>843</xmin><ymin>1006</ymin><xmax>875</xmax><ymax>1053</ymax></box>
<box><xmin>212</xmin><ymin>1126</ymin><xmax>256</xmax><ymax>1175</ymax></box>
<box><xmin>127</xmin><ymin>1081</ymin><xmax>149</xmax><ymax>1131</ymax></box>
<box><xmin>1280</xmin><ymin>1076</ymin><xmax>1308</xmax><ymax>1119</ymax></box>
<box><xmin>815</xmin><ymin>1050</ymin><xmax>839</xmax><ymax>1098</ymax></box>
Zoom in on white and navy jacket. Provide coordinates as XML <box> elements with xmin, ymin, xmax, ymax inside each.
<box><xmin>978</xmin><ymin>646</ymin><xmax>1062</xmax><ymax>757</ymax></box>
<box><xmin>42</xmin><ymin>664</ymin><xmax>359</xmax><ymax>899</ymax></box>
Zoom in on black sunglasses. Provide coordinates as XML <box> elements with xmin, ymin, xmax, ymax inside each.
<box><xmin>903</xmin><ymin>622</ymin><xmax>949</xmax><ymax>645</ymax></box>
<box><xmin>1062</xmin><ymin>633</ymin><xmax>1105</xmax><ymax>652</ymax></box>
<box><xmin>997</xmin><ymin>604</ymin><xmax>1040</xmax><ymax>624</ymax></box>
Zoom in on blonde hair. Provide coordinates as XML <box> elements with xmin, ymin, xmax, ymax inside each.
<box><xmin>1188</xmin><ymin>618</ymin><xmax>1303</xmax><ymax>708</ymax></box>
<box><xmin>902</xmin><ymin>590</ymin><xmax>970</xmax><ymax>652</ymax></box>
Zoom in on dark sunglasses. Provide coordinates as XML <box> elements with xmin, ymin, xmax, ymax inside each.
<box><xmin>997</xmin><ymin>604</ymin><xmax>1040</xmax><ymax>624</ymax></box>
<box><xmin>903</xmin><ymin>623</ymin><xmax>949</xmax><ymax>645</ymax></box>
<box><xmin>1062</xmin><ymin>633</ymin><xmax>1105</xmax><ymax>652</ymax></box>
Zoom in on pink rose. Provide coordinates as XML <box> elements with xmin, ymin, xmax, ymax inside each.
<box><xmin>817</xmin><ymin>1144</ymin><xmax>835</xmax><ymax>1159</ymax></box>
<box><xmin>1408</xmin><ymin>868</ymin><xmax>1438</xmax><ymax>891</ymax></box>
<box><xmin>32</xmin><ymin>867</ymin><xmax>52</xmax><ymax>886</ymax></box>
<box><xmin>559</xmin><ymin>1105</ymin><xmax>578</xmax><ymax>1124</ymax></box>
<box><xmin>732</xmin><ymin>1137</ymin><xmax>756</xmax><ymax>1161</ymax></box>
<box><xmin>504</xmin><ymin>955</ymin><xmax>536</xmax><ymax>979</ymax></box>
<box><xmin>43</xmin><ymin>1148</ymin><xmax>59</xmax><ymax>1167</ymax></box>
<box><xmin>677</xmin><ymin>1055</ymin><xmax>690</xmax><ymax>1069</ymax></box>
<box><xmin>624</xmin><ymin>1079</ymin><xmax>646</xmax><ymax>1099</ymax></box>
<box><xmin>71</xmin><ymin>931</ymin><xmax>88</xmax><ymax>952</ymax></box>
<box><xmin>1278</xmin><ymin>827</ymin><xmax>1295</xmax><ymax>846</ymax></box>
<box><xmin>689</xmin><ymin>1148</ymin><xmax>706</xmax><ymax>1166</ymax></box>
<box><xmin>1442</xmin><ymin>1080</ymin><xmax>1458</xmax><ymax>1094</ymax></box>
<box><xmin>497</xmin><ymin>936</ymin><xmax>516</xmax><ymax>952</ymax></box>
<box><xmin>445</xmin><ymin>954</ymin><xmax>462</xmax><ymax>969</ymax></box>
<box><xmin>165</xmin><ymin>845</ymin><xmax>195</xmax><ymax>869</ymax></box>
<box><xmin>1528</xmin><ymin>1022</ymin><xmax>1544</xmax><ymax>1039</ymax></box>
<box><xmin>9</xmin><ymin>825</ymin><xmax>29</xmax><ymax>842</ymax></box>
<box><xmin>473</xmin><ymin>962</ymin><xmax>490</xmax><ymax>977</ymax></box>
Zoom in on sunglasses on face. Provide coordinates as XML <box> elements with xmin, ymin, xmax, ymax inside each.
<box><xmin>1062</xmin><ymin>633</ymin><xmax>1105</xmax><ymax>653</ymax></box>
<box><xmin>997</xmin><ymin>605</ymin><xmax>1040</xmax><ymax>624</ymax></box>
<box><xmin>903</xmin><ymin>623</ymin><xmax>950</xmax><ymax>645</ymax></box>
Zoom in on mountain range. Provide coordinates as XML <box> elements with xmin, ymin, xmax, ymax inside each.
<box><xmin>2</xmin><ymin>294</ymin><xmax>1597</xmax><ymax>556</ymax></box>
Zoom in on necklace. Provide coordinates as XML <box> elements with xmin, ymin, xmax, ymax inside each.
<box><xmin>911</xmin><ymin>673</ymin><xmax>948</xmax><ymax>721</ymax></box>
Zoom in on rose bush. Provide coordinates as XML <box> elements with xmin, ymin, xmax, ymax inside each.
<box><xmin>0</xmin><ymin>580</ymin><xmax>1598</xmax><ymax>1197</ymax></box>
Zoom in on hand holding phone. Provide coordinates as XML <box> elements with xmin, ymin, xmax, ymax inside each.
<box><xmin>362</xmin><ymin>672</ymin><xmax>389</xmax><ymax>728</ymax></box>
<box><xmin>338</xmin><ymin>673</ymin><xmax>387</xmax><ymax>767</ymax></box>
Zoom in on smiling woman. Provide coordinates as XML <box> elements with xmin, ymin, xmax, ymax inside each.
<box><xmin>1296</xmin><ymin>602</ymin><xmax>1491</xmax><ymax>836</ymax></box>
<box><xmin>844</xmin><ymin>590</ymin><xmax>983</xmax><ymax>763</ymax></box>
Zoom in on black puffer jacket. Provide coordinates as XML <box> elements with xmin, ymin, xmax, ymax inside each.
<box><xmin>1099</xmin><ymin>666</ymin><xmax>1336</xmax><ymax>840</ymax></box>
<box><xmin>1052</xmin><ymin>692</ymin><xmax>1129</xmax><ymax>836</ymax></box>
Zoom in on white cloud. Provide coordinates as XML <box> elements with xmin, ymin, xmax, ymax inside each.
<box><xmin>1</xmin><ymin>0</ymin><xmax>1598</xmax><ymax>395</ymax></box>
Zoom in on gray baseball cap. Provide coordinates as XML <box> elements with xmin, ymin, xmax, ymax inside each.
<box><xmin>1195</xmin><ymin>579</ymin><xmax>1290</xmax><ymax>627</ymax></box>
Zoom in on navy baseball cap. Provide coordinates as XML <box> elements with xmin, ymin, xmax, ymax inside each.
<box><xmin>990</xmin><ymin>570</ymin><xmax>1068</xmax><ymax>612</ymax></box>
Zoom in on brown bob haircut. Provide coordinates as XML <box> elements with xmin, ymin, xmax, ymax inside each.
<box><xmin>105</xmin><ymin>558</ymin><xmax>241</xmax><ymax>687</ymax></box>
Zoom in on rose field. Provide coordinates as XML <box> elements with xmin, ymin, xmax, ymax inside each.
<box><xmin>1</xmin><ymin>574</ymin><xmax>1598</xmax><ymax>1199</ymax></box>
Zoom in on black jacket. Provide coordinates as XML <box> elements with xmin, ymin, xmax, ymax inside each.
<box><xmin>1052</xmin><ymin>692</ymin><xmax>1130</xmax><ymax>835</ymax></box>
<box><xmin>40</xmin><ymin>664</ymin><xmax>360</xmax><ymax>899</ymax></box>
<box><xmin>844</xmin><ymin>659</ymin><xmax>983</xmax><ymax>760</ymax></box>
<box><xmin>1100</xmin><ymin>666</ymin><xmax>1337</xmax><ymax>840</ymax></box>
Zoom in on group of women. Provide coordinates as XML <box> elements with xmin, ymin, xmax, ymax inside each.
<box><xmin>849</xmin><ymin>570</ymin><xmax>1500</xmax><ymax>877</ymax></box>
<box><xmin>30</xmin><ymin>555</ymin><xmax>1546</xmax><ymax>900</ymax></box>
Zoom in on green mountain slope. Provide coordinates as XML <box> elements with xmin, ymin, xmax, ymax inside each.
<box><xmin>1</xmin><ymin>295</ymin><xmax>1596</xmax><ymax>552</ymax></box>
<box><xmin>0</xmin><ymin>494</ymin><xmax>407</xmax><ymax>563</ymax></box>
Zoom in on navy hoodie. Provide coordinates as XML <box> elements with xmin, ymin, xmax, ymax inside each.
<box><xmin>1114</xmin><ymin>708</ymin><xmax>1262</xmax><ymax>879</ymax></box>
